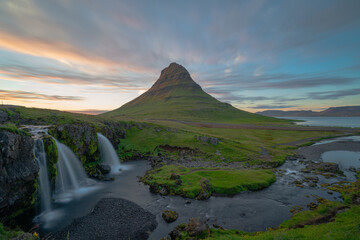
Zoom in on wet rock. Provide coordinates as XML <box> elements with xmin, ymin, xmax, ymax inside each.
<box><xmin>322</xmin><ymin>162</ymin><xmax>339</xmax><ymax>173</ymax></box>
<box><xmin>170</xmin><ymin>223</ymin><xmax>186</xmax><ymax>240</ymax></box>
<box><xmin>349</xmin><ymin>166</ymin><xmax>356</xmax><ymax>172</ymax></box>
<box><xmin>162</xmin><ymin>210</ymin><xmax>179</xmax><ymax>223</ymax></box>
<box><xmin>305</xmin><ymin>176</ymin><xmax>319</xmax><ymax>183</ymax></box>
<box><xmin>212</xmin><ymin>223</ymin><xmax>224</xmax><ymax>230</ymax></box>
<box><xmin>186</xmin><ymin>218</ymin><xmax>208</xmax><ymax>236</ymax></box>
<box><xmin>99</xmin><ymin>164</ymin><xmax>111</xmax><ymax>174</ymax></box>
<box><xmin>0</xmin><ymin>129</ymin><xmax>38</xmax><ymax>221</ymax></box>
<box><xmin>159</xmin><ymin>187</ymin><xmax>169</xmax><ymax>196</ymax></box>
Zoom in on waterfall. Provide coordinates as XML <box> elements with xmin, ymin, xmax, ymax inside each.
<box><xmin>54</xmin><ymin>139</ymin><xmax>90</xmax><ymax>198</ymax></box>
<box><xmin>97</xmin><ymin>133</ymin><xmax>124</xmax><ymax>174</ymax></box>
<box><xmin>33</xmin><ymin>139</ymin><xmax>52</xmax><ymax>213</ymax></box>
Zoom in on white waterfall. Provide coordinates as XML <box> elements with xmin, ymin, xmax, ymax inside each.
<box><xmin>33</xmin><ymin>139</ymin><xmax>52</xmax><ymax>213</ymax></box>
<box><xmin>97</xmin><ymin>133</ymin><xmax>125</xmax><ymax>174</ymax></box>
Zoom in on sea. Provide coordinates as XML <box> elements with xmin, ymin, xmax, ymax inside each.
<box><xmin>278</xmin><ymin>116</ymin><xmax>360</xmax><ymax>128</ymax></box>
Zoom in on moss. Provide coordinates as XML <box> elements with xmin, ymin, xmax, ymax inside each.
<box><xmin>43</xmin><ymin>136</ymin><xmax>58</xmax><ymax>191</ymax></box>
<box><xmin>0</xmin><ymin>223</ymin><xmax>25</xmax><ymax>240</ymax></box>
<box><xmin>0</xmin><ymin>123</ymin><xmax>30</xmax><ymax>136</ymax></box>
<box><xmin>141</xmin><ymin>165</ymin><xmax>276</xmax><ymax>199</ymax></box>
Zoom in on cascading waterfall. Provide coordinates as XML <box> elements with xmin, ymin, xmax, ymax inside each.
<box><xmin>33</xmin><ymin>138</ymin><xmax>53</xmax><ymax>214</ymax></box>
<box><xmin>54</xmin><ymin>139</ymin><xmax>90</xmax><ymax>198</ymax></box>
<box><xmin>97</xmin><ymin>133</ymin><xmax>125</xmax><ymax>174</ymax></box>
<box><xmin>25</xmin><ymin>126</ymin><xmax>53</xmax><ymax>214</ymax></box>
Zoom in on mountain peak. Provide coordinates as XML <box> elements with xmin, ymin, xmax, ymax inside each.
<box><xmin>150</xmin><ymin>62</ymin><xmax>199</xmax><ymax>92</ymax></box>
<box><xmin>160</xmin><ymin>62</ymin><xmax>188</xmax><ymax>75</ymax></box>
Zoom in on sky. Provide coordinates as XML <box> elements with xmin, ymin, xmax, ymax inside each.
<box><xmin>0</xmin><ymin>0</ymin><xmax>360</xmax><ymax>114</ymax></box>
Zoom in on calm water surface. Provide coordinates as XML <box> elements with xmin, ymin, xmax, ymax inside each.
<box><xmin>278</xmin><ymin>116</ymin><xmax>360</xmax><ymax>128</ymax></box>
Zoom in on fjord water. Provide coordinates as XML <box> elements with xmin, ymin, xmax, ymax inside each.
<box><xmin>279</xmin><ymin>116</ymin><xmax>360</xmax><ymax>128</ymax></box>
<box><xmin>97</xmin><ymin>133</ymin><xmax>127</xmax><ymax>173</ymax></box>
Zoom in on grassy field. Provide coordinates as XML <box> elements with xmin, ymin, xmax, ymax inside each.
<box><xmin>118</xmin><ymin>122</ymin><xmax>337</xmax><ymax>166</ymax></box>
<box><xmin>141</xmin><ymin>165</ymin><xmax>276</xmax><ymax>198</ymax></box>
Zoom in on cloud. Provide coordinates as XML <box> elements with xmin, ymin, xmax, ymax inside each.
<box><xmin>0</xmin><ymin>0</ymin><xmax>359</xmax><ymax>111</ymax></box>
<box><xmin>0</xmin><ymin>89</ymin><xmax>83</xmax><ymax>101</ymax></box>
<box><xmin>307</xmin><ymin>88</ymin><xmax>360</xmax><ymax>100</ymax></box>
<box><xmin>251</xmin><ymin>104</ymin><xmax>297</xmax><ymax>109</ymax></box>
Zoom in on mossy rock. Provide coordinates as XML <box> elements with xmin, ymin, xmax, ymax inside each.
<box><xmin>162</xmin><ymin>210</ymin><xmax>179</xmax><ymax>223</ymax></box>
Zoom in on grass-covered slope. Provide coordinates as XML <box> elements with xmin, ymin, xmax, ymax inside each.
<box><xmin>102</xmin><ymin>63</ymin><xmax>287</xmax><ymax>124</ymax></box>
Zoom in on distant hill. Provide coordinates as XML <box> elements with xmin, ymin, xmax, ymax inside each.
<box><xmin>257</xmin><ymin>106</ymin><xmax>360</xmax><ymax>117</ymax></box>
<box><xmin>103</xmin><ymin>63</ymin><xmax>285</xmax><ymax>124</ymax></box>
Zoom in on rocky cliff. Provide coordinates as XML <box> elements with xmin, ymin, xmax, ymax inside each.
<box><xmin>0</xmin><ymin>129</ymin><xmax>38</xmax><ymax>222</ymax></box>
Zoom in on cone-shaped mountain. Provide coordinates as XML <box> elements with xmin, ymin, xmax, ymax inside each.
<box><xmin>103</xmin><ymin>63</ymin><xmax>281</xmax><ymax>124</ymax></box>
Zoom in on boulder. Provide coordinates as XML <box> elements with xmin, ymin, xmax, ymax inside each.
<box><xmin>186</xmin><ymin>218</ymin><xmax>208</xmax><ymax>236</ymax></box>
<box><xmin>99</xmin><ymin>164</ymin><xmax>111</xmax><ymax>174</ymax></box>
<box><xmin>162</xmin><ymin>210</ymin><xmax>179</xmax><ymax>223</ymax></box>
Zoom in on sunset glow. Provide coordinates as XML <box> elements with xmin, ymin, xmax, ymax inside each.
<box><xmin>0</xmin><ymin>0</ymin><xmax>359</xmax><ymax>113</ymax></box>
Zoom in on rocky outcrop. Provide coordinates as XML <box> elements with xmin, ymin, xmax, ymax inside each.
<box><xmin>99</xmin><ymin>121</ymin><xmax>131</xmax><ymax>147</ymax></box>
<box><xmin>49</xmin><ymin>123</ymin><xmax>99</xmax><ymax>162</ymax></box>
<box><xmin>0</xmin><ymin>129</ymin><xmax>38</xmax><ymax>221</ymax></box>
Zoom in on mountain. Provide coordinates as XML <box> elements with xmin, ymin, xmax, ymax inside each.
<box><xmin>257</xmin><ymin>106</ymin><xmax>360</xmax><ymax>117</ymax></box>
<box><xmin>103</xmin><ymin>63</ymin><xmax>283</xmax><ymax>124</ymax></box>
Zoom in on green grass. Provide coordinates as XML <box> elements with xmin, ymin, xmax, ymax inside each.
<box><xmin>0</xmin><ymin>223</ymin><xmax>29</xmax><ymax>240</ymax></box>
<box><xmin>118</xmin><ymin>123</ymin><xmax>337</xmax><ymax>167</ymax></box>
<box><xmin>0</xmin><ymin>123</ymin><xmax>29</xmax><ymax>135</ymax></box>
<box><xmin>141</xmin><ymin>165</ymin><xmax>276</xmax><ymax>198</ymax></box>
<box><xmin>175</xmin><ymin>204</ymin><xmax>360</xmax><ymax>240</ymax></box>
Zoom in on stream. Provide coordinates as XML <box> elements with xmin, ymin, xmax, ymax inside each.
<box><xmin>33</xmin><ymin>135</ymin><xmax>360</xmax><ymax>239</ymax></box>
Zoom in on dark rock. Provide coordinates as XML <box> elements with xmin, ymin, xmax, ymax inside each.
<box><xmin>349</xmin><ymin>166</ymin><xmax>356</xmax><ymax>172</ymax></box>
<box><xmin>351</xmin><ymin>193</ymin><xmax>360</xmax><ymax>205</ymax></box>
<box><xmin>99</xmin><ymin>164</ymin><xmax>111</xmax><ymax>174</ymax></box>
<box><xmin>170</xmin><ymin>173</ymin><xmax>180</xmax><ymax>180</ymax></box>
<box><xmin>0</xmin><ymin>130</ymin><xmax>38</xmax><ymax>221</ymax></box>
<box><xmin>170</xmin><ymin>223</ymin><xmax>187</xmax><ymax>240</ymax></box>
<box><xmin>52</xmin><ymin>198</ymin><xmax>157</xmax><ymax>240</ymax></box>
<box><xmin>12</xmin><ymin>232</ymin><xmax>33</xmax><ymax>240</ymax></box>
<box><xmin>159</xmin><ymin>187</ymin><xmax>169</xmax><ymax>196</ymax></box>
<box><xmin>175</xmin><ymin>179</ymin><xmax>182</xmax><ymax>186</ymax></box>
<box><xmin>186</xmin><ymin>218</ymin><xmax>208</xmax><ymax>236</ymax></box>
<box><xmin>210</xmin><ymin>137</ymin><xmax>218</xmax><ymax>145</ymax></box>
<box><xmin>305</xmin><ymin>176</ymin><xmax>319</xmax><ymax>183</ymax></box>
<box><xmin>195</xmin><ymin>136</ymin><xmax>218</xmax><ymax>145</ymax></box>
<box><xmin>162</xmin><ymin>210</ymin><xmax>179</xmax><ymax>223</ymax></box>
<box><xmin>321</xmin><ymin>162</ymin><xmax>339</xmax><ymax>173</ymax></box>
<box><xmin>0</xmin><ymin>110</ymin><xmax>8</xmax><ymax>123</ymax></box>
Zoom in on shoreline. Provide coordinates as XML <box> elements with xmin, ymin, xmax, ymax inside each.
<box><xmin>297</xmin><ymin>140</ymin><xmax>360</xmax><ymax>162</ymax></box>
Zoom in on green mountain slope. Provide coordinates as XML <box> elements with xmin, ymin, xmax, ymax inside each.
<box><xmin>103</xmin><ymin>63</ymin><xmax>286</xmax><ymax>124</ymax></box>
